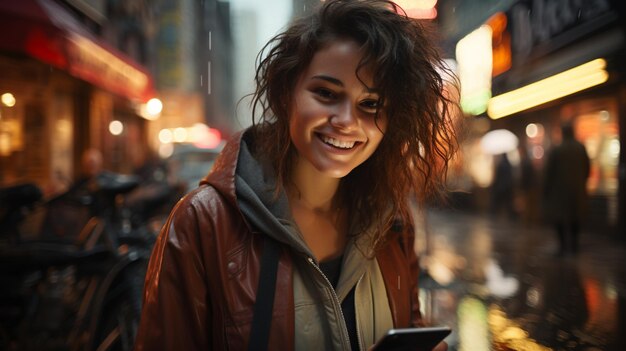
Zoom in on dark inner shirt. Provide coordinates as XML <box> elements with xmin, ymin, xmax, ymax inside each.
<box><xmin>319</xmin><ymin>255</ymin><xmax>358</xmax><ymax>350</ymax></box>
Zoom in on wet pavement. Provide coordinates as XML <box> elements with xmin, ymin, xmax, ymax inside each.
<box><xmin>417</xmin><ymin>209</ymin><xmax>626</xmax><ymax>351</ymax></box>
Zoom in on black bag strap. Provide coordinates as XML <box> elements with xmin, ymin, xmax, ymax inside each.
<box><xmin>247</xmin><ymin>238</ymin><xmax>281</xmax><ymax>351</ymax></box>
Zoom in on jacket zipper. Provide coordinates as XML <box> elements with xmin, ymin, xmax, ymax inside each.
<box><xmin>306</xmin><ymin>257</ymin><xmax>353</xmax><ymax>350</ymax></box>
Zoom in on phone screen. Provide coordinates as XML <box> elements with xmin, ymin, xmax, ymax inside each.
<box><xmin>371</xmin><ymin>326</ymin><xmax>451</xmax><ymax>351</ymax></box>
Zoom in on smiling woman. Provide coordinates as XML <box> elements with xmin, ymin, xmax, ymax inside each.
<box><xmin>134</xmin><ymin>1</ymin><xmax>459</xmax><ymax>351</ymax></box>
<box><xmin>289</xmin><ymin>39</ymin><xmax>387</xmax><ymax>180</ymax></box>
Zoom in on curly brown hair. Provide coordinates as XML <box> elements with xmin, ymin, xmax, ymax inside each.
<box><xmin>251</xmin><ymin>0</ymin><xmax>459</xmax><ymax>248</ymax></box>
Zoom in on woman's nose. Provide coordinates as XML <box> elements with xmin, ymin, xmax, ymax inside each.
<box><xmin>329</xmin><ymin>102</ymin><xmax>357</xmax><ymax>130</ymax></box>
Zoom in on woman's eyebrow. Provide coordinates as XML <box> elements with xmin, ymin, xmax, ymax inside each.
<box><xmin>311</xmin><ymin>75</ymin><xmax>343</xmax><ymax>86</ymax></box>
<box><xmin>311</xmin><ymin>75</ymin><xmax>379</xmax><ymax>94</ymax></box>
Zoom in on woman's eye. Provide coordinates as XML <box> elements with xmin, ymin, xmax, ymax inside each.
<box><xmin>315</xmin><ymin>88</ymin><xmax>336</xmax><ymax>100</ymax></box>
<box><xmin>360</xmin><ymin>99</ymin><xmax>381</xmax><ymax>111</ymax></box>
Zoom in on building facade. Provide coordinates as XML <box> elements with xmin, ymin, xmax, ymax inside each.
<box><xmin>1</xmin><ymin>0</ymin><xmax>235</xmax><ymax>193</ymax></box>
<box><xmin>0</xmin><ymin>0</ymin><xmax>158</xmax><ymax>193</ymax></box>
<box><xmin>439</xmin><ymin>0</ymin><xmax>625</xmax><ymax>236</ymax></box>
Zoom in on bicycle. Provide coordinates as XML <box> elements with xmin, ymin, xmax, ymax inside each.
<box><xmin>0</xmin><ymin>171</ymin><xmax>164</xmax><ymax>351</ymax></box>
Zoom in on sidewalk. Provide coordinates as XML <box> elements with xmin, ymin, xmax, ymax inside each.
<box><xmin>417</xmin><ymin>208</ymin><xmax>626</xmax><ymax>351</ymax></box>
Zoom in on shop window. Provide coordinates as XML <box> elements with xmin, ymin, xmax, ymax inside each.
<box><xmin>574</xmin><ymin>109</ymin><xmax>619</xmax><ymax>195</ymax></box>
<box><xmin>23</xmin><ymin>104</ymin><xmax>50</xmax><ymax>184</ymax></box>
<box><xmin>563</xmin><ymin>98</ymin><xmax>620</xmax><ymax>228</ymax></box>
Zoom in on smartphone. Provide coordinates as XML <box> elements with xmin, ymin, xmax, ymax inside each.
<box><xmin>371</xmin><ymin>326</ymin><xmax>451</xmax><ymax>351</ymax></box>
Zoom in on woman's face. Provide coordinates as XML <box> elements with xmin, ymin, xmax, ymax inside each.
<box><xmin>289</xmin><ymin>39</ymin><xmax>387</xmax><ymax>178</ymax></box>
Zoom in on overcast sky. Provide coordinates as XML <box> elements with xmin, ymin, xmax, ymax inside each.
<box><xmin>229</xmin><ymin>0</ymin><xmax>293</xmax><ymax>50</ymax></box>
<box><xmin>227</xmin><ymin>0</ymin><xmax>293</xmax><ymax>128</ymax></box>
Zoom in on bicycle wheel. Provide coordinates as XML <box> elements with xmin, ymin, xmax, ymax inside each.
<box><xmin>93</xmin><ymin>262</ymin><xmax>145</xmax><ymax>351</ymax></box>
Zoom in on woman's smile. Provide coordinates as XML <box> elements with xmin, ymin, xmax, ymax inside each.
<box><xmin>319</xmin><ymin>134</ymin><xmax>358</xmax><ymax>149</ymax></box>
<box><xmin>316</xmin><ymin>132</ymin><xmax>365</xmax><ymax>151</ymax></box>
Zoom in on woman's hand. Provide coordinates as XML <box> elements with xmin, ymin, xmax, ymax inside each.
<box><xmin>432</xmin><ymin>341</ymin><xmax>448</xmax><ymax>351</ymax></box>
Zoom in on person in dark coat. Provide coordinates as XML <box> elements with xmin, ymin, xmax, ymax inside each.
<box><xmin>543</xmin><ymin>122</ymin><xmax>591</xmax><ymax>255</ymax></box>
<box><xmin>518</xmin><ymin>144</ymin><xmax>538</xmax><ymax>226</ymax></box>
<box><xmin>491</xmin><ymin>153</ymin><xmax>515</xmax><ymax>219</ymax></box>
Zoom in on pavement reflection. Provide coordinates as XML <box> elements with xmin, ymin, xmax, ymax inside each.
<box><xmin>418</xmin><ymin>209</ymin><xmax>625</xmax><ymax>351</ymax></box>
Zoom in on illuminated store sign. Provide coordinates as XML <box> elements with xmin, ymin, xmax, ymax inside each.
<box><xmin>509</xmin><ymin>0</ymin><xmax>615</xmax><ymax>60</ymax></box>
<box><xmin>393</xmin><ymin>0</ymin><xmax>438</xmax><ymax>19</ymax></box>
<box><xmin>487</xmin><ymin>58</ymin><xmax>609</xmax><ymax>119</ymax></box>
<box><xmin>456</xmin><ymin>25</ymin><xmax>493</xmax><ymax>115</ymax></box>
<box><xmin>66</xmin><ymin>34</ymin><xmax>151</xmax><ymax>102</ymax></box>
<box><xmin>487</xmin><ymin>12</ymin><xmax>511</xmax><ymax>77</ymax></box>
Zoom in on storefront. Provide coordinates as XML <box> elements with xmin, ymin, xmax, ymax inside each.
<box><xmin>0</xmin><ymin>0</ymin><xmax>156</xmax><ymax>194</ymax></box>
<box><xmin>450</xmin><ymin>0</ymin><xmax>625</xmax><ymax>235</ymax></box>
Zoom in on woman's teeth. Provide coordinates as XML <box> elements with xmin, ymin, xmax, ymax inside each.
<box><xmin>321</xmin><ymin>135</ymin><xmax>356</xmax><ymax>149</ymax></box>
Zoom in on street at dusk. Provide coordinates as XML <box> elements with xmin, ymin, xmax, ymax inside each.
<box><xmin>1</xmin><ymin>0</ymin><xmax>625</xmax><ymax>350</ymax></box>
<box><xmin>420</xmin><ymin>209</ymin><xmax>625</xmax><ymax>351</ymax></box>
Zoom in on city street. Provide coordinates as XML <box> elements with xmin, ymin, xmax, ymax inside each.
<box><xmin>418</xmin><ymin>209</ymin><xmax>625</xmax><ymax>351</ymax></box>
<box><xmin>1</xmin><ymin>1</ymin><xmax>625</xmax><ymax>350</ymax></box>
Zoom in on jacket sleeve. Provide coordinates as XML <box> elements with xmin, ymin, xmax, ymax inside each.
<box><xmin>134</xmin><ymin>196</ymin><xmax>211</xmax><ymax>350</ymax></box>
<box><xmin>403</xmin><ymin>223</ymin><xmax>424</xmax><ymax>328</ymax></box>
<box><xmin>378</xmin><ymin>219</ymin><xmax>424</xmax><ymax>329</ymax></box>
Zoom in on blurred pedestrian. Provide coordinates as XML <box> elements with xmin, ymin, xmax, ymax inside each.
<box><xmin>543</xmin><ymin>122</ymin><xmax>590</xmax><ymax>256</ymax></box>
<box><xmin>126</xmin><ymin>149</ymin><xmax>182</xmax><ymax>222</ymax></box>
<box><xmin>82</xmin><ymin>148</ymin><xmax>103</xmax><ymax>177</ymax></box>
<box><xmin>491</xmin><ymin>153</ymin><xmax>515</xmax><ymax>220</ymax></box>
<box><xmin>517</xmin><ymin>144</ymin><xmax>538</xmax><ymax>226</ymax></box>
<box><xmin>68</xmin><ymin>147</ymin><xmax>107</xmax><ymax>209</ymax></box>
<box><xmin>134</xmin><ymin>1</ymin><xmax>457</xmax><ymax>350</ymax></box>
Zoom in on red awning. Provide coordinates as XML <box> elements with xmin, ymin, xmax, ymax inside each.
<box><xmin>0</xmin><ymin>0</ymin><xmax>155</xmax><ymax>102</ymax></box>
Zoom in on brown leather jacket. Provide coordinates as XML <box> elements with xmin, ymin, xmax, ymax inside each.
<box><xmin>134</xmin><ymin>131</ymin><xmax>422</xmax><ymax>350</ymax></box>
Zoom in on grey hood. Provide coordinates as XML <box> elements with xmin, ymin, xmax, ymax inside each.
<box><xmin>234</xmin><ymin>131</ymin><xmax>312</xmax><ymax>257</ymax></box>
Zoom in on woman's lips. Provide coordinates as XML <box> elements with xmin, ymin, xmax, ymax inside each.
<box><xmin>316</xmin><ymin>133</ymin><xmax>363</xmax><ymax>150</ymax></box>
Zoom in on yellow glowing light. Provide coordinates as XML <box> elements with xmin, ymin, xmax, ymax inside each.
<box><xmin>189</xmin><ymin>123</ymin><xmax>209</xmax><ymax>143</ymax></box>
<box><xmin>489</xmin><ymin>306</ymin><xmax>552</xmax><ymax>351</ymax></box>
<box><xmin>488</xmin><ymin>58</ymin><xmax>609</xmax><ymax>119</ymax></box>
<box><xmin>109</xmin><ymin>120</ymin><xmax>123</xmax><ymax>135</ymax></box>
<box><xmin>609</xmin><ymin>139</ymin><xmax>620</xmax><ymax>158</ymax></box>
<box><xmin>158</xmin><ymin>129</ymin><xmax>173</xmax><ymax>144</ymax></box>
<box><xmin>393</xmin><ymin>0</ymin><xmax>438</xmax><ymax>19</ymax></box>
<box><xmin>1</xmin><ymin>93</ymin><xmax>16</xmax><ymax>107</ymax></box>
<box><xmin>69</xmin><ymin>34</ymin><xmax>148</xmax><ymax>91</ymax></box>
<box><xmin>458</xmin><ymin>297</ymin><xmax>489</xmax><ymax>351</ymax></box>
<box><xmin>0</xmin><ymin>133</ymin><xmax>10</xmax><ymax>156</ymax></box>
<box><xmin>525</xmin><ymin>123</ymin><xmax>538</xmax><ymax>138</ymax></box>
<box><xmin>173</xmin><ymin>127</ymin><xmax>188</xmax><ymax>142</ymax></box>
<box><xmin>532</xmin><ymin>145</ymin><xmax>544</xmax><ymax>159</ymax></box>
<box><xmin>394</xmin><ymin>0</ymin><xmax>437</xmax><ymax>9</ymax></box>
<box><xmin>137</xmin><ymin>98</ymin><xmax>162</xmax><ymax>121</ymax></box>
<box><xmin>146</xmin><ymin>98</ymin><xmax>163</xmax><ymax>116</ymax></box>
<box><xmin>501</xmin><ymin>326</ymin><xmax>528</xmax><ymax>340</ymax></box>
<box><xmin>456</xmin><ymin>25</ymin><xmax>493</xmax><ymax>115</ymax></box>
<box><xmin>159</xmin><ymin>143</ymin><xmax>174</xmax><ymax>158</ymax></box>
